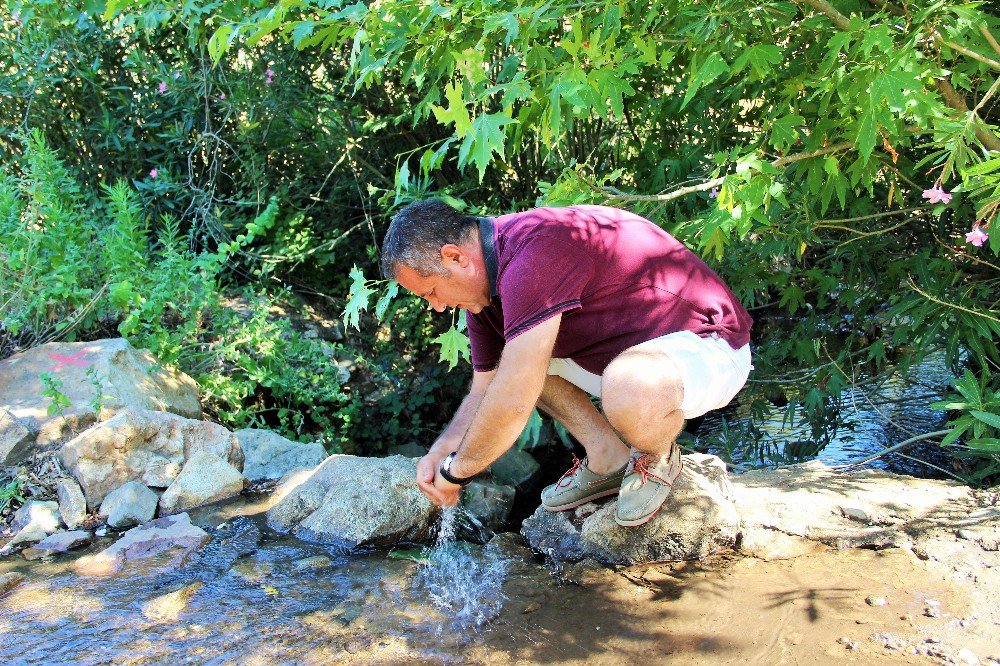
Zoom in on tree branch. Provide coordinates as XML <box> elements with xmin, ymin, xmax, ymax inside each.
<box><xmin>933</xmin><ymin>31</ymin><xmax>1000</xmax><ymax>72</ymax></box>
<box><xmin>935</xmin><ymin>78</ymin><xmax>1000</xmax><ymax>151</ymax></box>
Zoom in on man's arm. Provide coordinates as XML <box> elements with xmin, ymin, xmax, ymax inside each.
<box><xmin>448</xmin><ymin>314</ymin><xmax>562</xmax><ymax>479</ymax></box>
<box><xmin>416</xmin><ymin>369</ymin><xmax>495</xmax><ymax>505</ymax></box>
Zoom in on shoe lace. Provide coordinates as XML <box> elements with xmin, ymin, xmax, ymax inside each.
<box><xmin>629</xmin><ymin>452</ymin><xmax>675</xmax><ymax>486</ymax></box>
<box><xmin>557</xmin><ymin>454</ymin><xmax>583</xmax><ymax>488</ymax></box>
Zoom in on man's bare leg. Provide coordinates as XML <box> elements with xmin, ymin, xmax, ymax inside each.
<box><xmin>599</xmin><ymin>343</ymin><xmax>687</xmax><ymax>526</ymax></box>
<box><xmin>536</xmin><ymin>375</ymin><xmax>630</xmax><ymax>475</ymax></box>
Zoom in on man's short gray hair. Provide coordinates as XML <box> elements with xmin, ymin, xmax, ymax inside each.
<box><xmin>380</xmin><ymin>199</ymin><xmax>479</xmax><ymax>279</ymax></box>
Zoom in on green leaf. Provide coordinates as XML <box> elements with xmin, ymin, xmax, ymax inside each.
<box><xmin>770</xmin><ymin>114</ymin><xmax>805</xmax><ymax>152</ymax></box>
<box><xmin>432</xmin><ymin>82</ymin><xmax>473</xmax><ymax>137</ymax></box>
<box><xmin>681</xmin><ymin>53</ymin><xmax>729</xmax><ymax>110</ymax></box>
<box><xmin>433</xmin><ymin>325</ymin><xmax>470</xmax><ymax>370</ymax></box>
<box><xmin>855</xmin><ymin>106</ymin><xmax>878</xmax><ymax>160</ymax></box>
<box><xmin>732</xmin><ymin>44</ymin><xmax>782</xmax><ymax>79</ymax></box>
<box><xmin>343</xmin><ymin>265</ymin><xmax>375</xmax><ymax>330</ymax></box>
<box><xmin>460</xmin><ymin>112</ymin><xmax>516</xmax><ymax>182</ymax></box>
<box><xmin>970</xmin><ymin>410</ymin><xmax>1000</xmax><ymax>429</ymax></box>
<box><xmin>374</xmin><ymin>281</ymin><xmax>399</xmax><ymax>320</ymax></box>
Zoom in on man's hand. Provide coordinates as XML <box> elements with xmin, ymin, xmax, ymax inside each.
<box><xmin>416</xmin><ymin>451</ymin><xmax>462</xmax><ymax>507</ymax></box>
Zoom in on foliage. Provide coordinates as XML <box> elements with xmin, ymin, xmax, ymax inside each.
<box><xmin>3</xmin><ymin>0</ymin><xmax>999</xmax><ymax>477</ymax></box>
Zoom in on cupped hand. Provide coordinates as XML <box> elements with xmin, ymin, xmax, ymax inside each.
<box><xmin>416</xmin><ymin>451</ymin><xmax>463</xmax><ymax>507</ymax></box>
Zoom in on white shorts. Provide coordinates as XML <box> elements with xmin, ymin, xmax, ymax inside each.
<box><xmin>547</xmin><ymin>330</ymin><xmax>752</xmax><ymax>420</ymax></box>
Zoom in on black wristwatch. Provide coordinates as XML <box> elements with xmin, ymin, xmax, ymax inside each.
<box><xmin>439</xmin><ymin>452</ymin><xmax>476</xmax><ymax>487</ymax></box>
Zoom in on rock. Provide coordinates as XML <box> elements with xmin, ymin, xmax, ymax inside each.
<box><xmin>56</xmin><ymin>477</ymin><xmax>88</xmax><ymax>530</ymax></box>
<box><xmin>235</xmin><ymin>429</ymin><xmax>326</xmax><ymax>482</ymax></box>
<box><xmin>866</xmin><ymin>595</ymin><xmax>888</xmax><ymax>607</ymax></box>
<box><xmin>22</xmin><ymin>530</ymin><xmax>92</xmax><ymax>559</ymax></box>
<box><xmin>60</xmin><ymin>407</ymin><xmax>243</xmax><ymax>508</ymax></box>
<box><xmin>488</xmin><ymin>447</ymin><xmax>540</xmax><ymax>488</ymax></box>
<box><xmin>737</xmin><ymin>526</ymin><xmax>829</xmax><ymax>560</ymax></box>
<box><xmin>75</xmin><ymin>513</ymin><xmax>210</xmax><ymax>575</ymax></box>
<box><xmin>100</xmin><ymin>481</ymin><xmax>159</xmax><ymax>529</ymax></box>
<box><xmin>521</xmin><ymin>454</ymin><xmax>739</xmax><ymax>565</ymax></box>
<box><xmin>461</xmin><ymin>480</ymin><xmax>515</xmax><ymax>535</ymax></box>
<box><xmin>143</xmin><ymin>582</ymin><xmax>203</xmax><ymax>622</ymax></box>
<box><xmin>11</xmin><ymin>500</ymin><xmax>61</xmax><ymax>534</ymax></box>
<box><xmin>0</xmin><ymin>409</ymin><xmax>34</xmax><ymax>465</ymax></box>
<box><xmin>386</xmin><ymin>442</ymin><xmax>427</xmax><ymax>458</ymax></box>
<box><xmin>0</xmin><ymin>572</ymin><xmax>26</xmax><ymax>595</ymax></box>
<box><xmin>957</xmin><ymin>648</ymin><xmax>981</xmax><ymax>665</ymax></box>
<box><xmin>730</xmin><ymin>460</ymin><xmax>998</xmax><ymax>556</ymax></box>
<box><xmin>293</xmin><ymin>555</ymin><xmax>332</xmax><ymax>570</ymax></box>
<box><xmin>267</xmin><ymin>454</ymin><xmax>436</xmax><ymax>548</ymax></box>
<box><xmin>158</xmin><ymin>451</ymin><xmax>245</xmax><ymax>514</ymax></box>
<box><xmin>0</xmin><ymin>338</ymin><xmax>202</xmax><ymax>448</ymax></box>
<box><xmin>485</xmin><ymin>532</ymin><xmax>534</xmax><ymax>562</ymax></box>
<box><xmin>6</xmin><ymin>523</ymin><xmax>49</xmax><ymax>549</ymax></box>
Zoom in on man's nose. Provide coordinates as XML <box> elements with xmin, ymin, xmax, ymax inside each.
<box><xmin>429</xmin><ymin>298</ymin><xmax>446</xmax><ymax>313</ymax></box>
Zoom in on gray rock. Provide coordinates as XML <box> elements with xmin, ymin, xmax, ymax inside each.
<box><xmin>0</xmin><ymin>572</ymin><xmax>26</xmax><ymax>595</ymax></box>
<box><xmin>521</xmin><ymin>454</ymin><xmax>740</xmax><ymax>565</ymax></box>
<box><xmin>158</xmin><ymin>451</ymin><xmax>245</xmax><ymax>514</ymax></box>
<box><xmin>60</xmin><ymin>407</ymin><xmax>244</xmax><ymax>508</ymax></box>
<box><xmin>75</xmin><ymin>512</ymin><xmax>210</xmax><ymax>575</ymax></box>
<box><xmin>489</xmin><ymin>447</ymin><xmax>540</xmax><ymax>488</ymax></box>
<box><xmin>267</xmin><ymin>454</ymin><xmax>436</xmax><ymax>548</ymax></box>
<box><xmin>387</xmin><ymin>442</ymin><xmax>427</xmax><ymax>458</ymax></box>
<box><xmin>0</xmin><ymin>409</ymin><xmax>34</xmax><ymax>465</ymax></box>
<box><xmin>22</xmin><ymin>530</ymin><xmax>92</xmax><ymax>559</ymax></box>
<box><xmin>12</xmin><ymin>500</ymin><xmax>60</xmax><ymax>534</ymax></box>
<box><xmin>462</xmin><ymin>480</ymin><xmax>515</xmax><ymax>534</ymax></box>
<box><xmin>235</xmin><ymin>429</ymin><xmax>326</xmax><ymax>482</ymax></box>
<box><xmin>6</xmin><ymin>523</ymin><xmax>49</xmax><ymax>549</ymax></box>
<box><xmin>0</xmin><ymin>338</ymin><xmax>202</xmax><ymax>447</ymax></box>
<box><xmin>100</xmin><ymin>481</ymin><xmax>159</xmax><ymax>529</ymax></box>
<box><xmin>56</xmin><ymin>478</ymin><xmax>88</xmax><ymax>530</ymax></box>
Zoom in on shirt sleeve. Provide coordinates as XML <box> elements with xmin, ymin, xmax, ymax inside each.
<box><xmin>467</xmin><ymin>309</ymin><xmax>504</xmax><ymax>372</ymax></box>
<box><xmin>499</xmin><ymin>235</ymin><xmax>594</xmax><ymax>341</ymax></box>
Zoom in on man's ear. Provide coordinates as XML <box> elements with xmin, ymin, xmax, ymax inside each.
<box><xmin>440</xmin><ymin>244</ymin><xmax>469</xmax><ymax>267</ymax></box>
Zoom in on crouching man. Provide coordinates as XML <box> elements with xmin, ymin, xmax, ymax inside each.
<box><xmin>381</xmin><ymin>200</ymin><xmax>752</xmax><ymax>526</ymax></box>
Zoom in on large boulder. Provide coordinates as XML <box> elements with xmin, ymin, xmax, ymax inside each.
<box><xmin>521</xmin><ymin>454</ymin><xmax>740</xmax><ymax>565</ymax></box>
<box><xmin>0</xmin><ymin>409</ymin><xmax>34</xmax><ymax>465</ymax></box>
<box><xmin>234</xmin><ymin>429</ymin><xmax>326</xmax><ymax>482</ymax></box>
<box><xmin>267</xmin><ymin>454</ymin><xmax>436</xmax><ymax>548</ymax></box>
<box><xmin>158</xmin><ymin>451</ymin><xmax>245</xmax><ymax>514</ymax></box>
<box><xmin>75</xmin><ymin>513</ymin><xmax>210</xmax><ymax>575</ymax></box>
<box><xmin>0</xmin><ymin>338</ymin><xmax>202</xmax><ymax>449</ymax></box>
<box><xmin>1</xmin><ymin>500</ymin><xmax>62</xmax><ymax>553</ymax></box>
<box><xmin>729</xmin><ymin>460</ymin><xmax>1000</xmax><ymax>560</ymax></box>
<box><xmin>60</xmin><ymin>407</ymin><xmax>243</xmax><ymax>508</ymax></box>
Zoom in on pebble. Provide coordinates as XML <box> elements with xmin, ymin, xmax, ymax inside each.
<box><xmin>956</xmin><ymin>648</ymin><xmax>980</xmax><ymax>665</ymax></box>
<box><xmin>522</xmin><ymin>602</ymin><xmax>541</xmax><ymax>614</ymax></box>
<box><xmin>925</xmin><ymin>606</ymin><xmax>942</xmax><ymax>618</ymax></box>
<box><xmin>293</xmin><ymin>556</ymin><xmax>331</xmax><ymax>570</ymax></box>
<box><xmin>837</xmin><ymin>637</ymin><xmax>860</xmax><ymax>650</ymax></box>
<box><xmin>865</xmin><ymin>595</ymin><xmax>888</xmax><ymax>606</ymax></box>
<box><xmin>95</xmin><ymin>527</ymin><xmax>108</xmax><ymax>537</ymax></box>
<box><xmin>925</xmin><ymin>637</ymin><xmax>941</xmax><ymax>644</ymax></box>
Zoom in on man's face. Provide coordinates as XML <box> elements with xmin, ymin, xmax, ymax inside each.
<box><xmin>395</xmin><ymin>252</ymin><xmax>490</xmax><ymax>314</ymax></box>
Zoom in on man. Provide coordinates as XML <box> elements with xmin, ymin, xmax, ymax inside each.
<box><xmin>381</xmin><ymin>199</ymin><xmax>752</xmax><ymax>527</ymax></box>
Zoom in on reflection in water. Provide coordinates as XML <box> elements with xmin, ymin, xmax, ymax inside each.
<box><xmin>698</xmin><ymin>352</ymin><xmax>956</xmax><ymax>476</ymax></box>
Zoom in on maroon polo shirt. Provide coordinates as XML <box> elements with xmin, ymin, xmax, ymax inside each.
<box><xmin>467</xmin><ymin>205</ymin><xmax>752</xmax><ymax>374</ymax></box>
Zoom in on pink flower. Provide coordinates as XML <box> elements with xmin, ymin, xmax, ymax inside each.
<box><xmin>157</xmin><ymin>82</ymin><xmax>167</xmax><ymax>94</ymax></box>
<box><xmin>922</xmin><ymin>183</ymin><xmax>952</xmax><ymax>204</ymax></box>
<box><xmin>149</xmin><ymin>169</ymin><xmax>158</xmax><ymax>179</ymax></box>
<box><xmin>709</xmin><ymin>187</ymin><xmax>719</xmax><ymax>199</ymax></box>
<box><xmin>218</xmin><ymin>92</ymin><xmax>226</xmax><ymax>100</ymax></box>
<box><xmin>264</xmin><ymin>68</ymin><xmax>275</xmax><ymax>85</ymax></box>
<box><xmin>966</xmin><ymin>227</ymin><xmax>989</xmax><ymax>247</ymax></box>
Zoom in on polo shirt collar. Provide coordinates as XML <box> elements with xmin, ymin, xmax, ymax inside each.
<box><xmin>478</xmin><ymin>216</ymin><xmax>499</xmax><ymax>299</ymax></box>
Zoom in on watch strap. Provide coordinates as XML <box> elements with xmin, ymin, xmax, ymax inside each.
<box><xmin>439</xmin><ymin>452</ymin><xmax>475</xmax><ymax>487</ymax></box>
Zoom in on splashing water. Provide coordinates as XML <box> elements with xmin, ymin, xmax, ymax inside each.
<box><xmin>415</xmin><ymin>506</ymin><xmax>510</xmax><ymax>633</ymax></box>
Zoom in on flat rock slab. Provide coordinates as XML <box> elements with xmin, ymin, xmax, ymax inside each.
<box><xmin>75</xmin><ymin>513</ymin><xmax>210</xmax><ymax>575</ymax></box>
<box><xmin>729</xmin><ymin>460</ymin><xmax>1000</xmax><ymax>559</ymax></box>
<box><xmin>0</xmin><ymin>338</ymin><xmax>201</xmax><ymax>448</ymax></box>
<box><xmin>522</xmin><ymin>454</ymin><xmax>740</xmax><ymax>565</ymax></box>
<box><xmin>23</xmin><ymin>530</ymin><xmax>92</xmax><ymax>559</ymax></box>
<box><xmin>235</xmin><ymin>429</ymin><xmax>326</xmax><ymax>482</ymax></box>
<box><xmin>60</xmin><ymin>407</ymin><xmax>243</xmax><ymax>508</ymax></box>
<box><xmin>267</xmin><ymin>454</ymin><xmax>436</xmax><ymax>548</ymax></box>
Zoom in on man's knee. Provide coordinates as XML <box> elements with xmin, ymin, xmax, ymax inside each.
<box><xmin>601</xmin><ymin>350</ymin><xmax>683</xmax><ymax>433</ymax></box>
